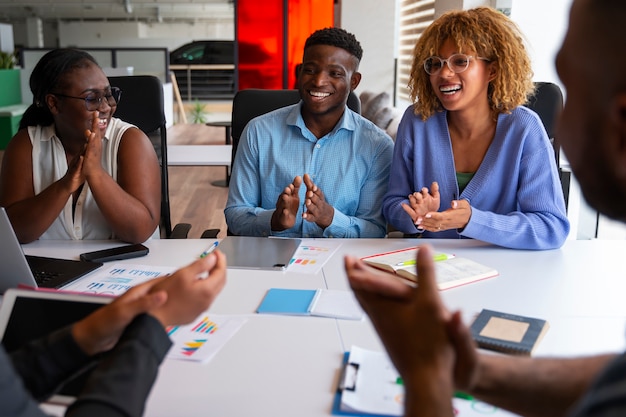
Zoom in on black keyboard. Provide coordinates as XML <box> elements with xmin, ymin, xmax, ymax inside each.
<box><xmin>32</xmin><ymin>269</ymin><xmax>61</xmax><ymax>285</ymax></box>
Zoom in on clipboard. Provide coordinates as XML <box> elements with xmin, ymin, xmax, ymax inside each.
<box><xmin>332</xmin><ymin>351</ymin><xmax>401</xmax><ymax>417</ymax></box>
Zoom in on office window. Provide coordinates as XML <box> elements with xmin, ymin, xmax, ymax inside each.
<box><xmin>396</xmin><ymin>0</ymin><xmax>434</xmax><ymax>104</ymax></box>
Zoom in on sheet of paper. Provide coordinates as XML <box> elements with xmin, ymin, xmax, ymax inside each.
<box><xmin>311</xmin><ymin>290</ymin><xmax>363</xmax><ymax>320</ymax></box>
<box><xmin>60</xmin><ymin>263</ymin><xmax>175</xmax><ymax>296</ymax></box>
<box><xmin>340</xmin><ymin>346</ymin><xmax>404</xmax><ymax>416</ymax></box>
<box><xmin>287</xmin><ymin>239</ymin><xmax>343</xmax><ymax>274</ymax></box>
<box><xmin>166</xmin><ymin>314</ymin><xmax>248</xmax><ymax>363</ymax></box>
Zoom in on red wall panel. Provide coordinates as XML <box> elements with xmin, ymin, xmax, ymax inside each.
<box><xmin>237</xmin><ymin>0</ymin><xmax>334</xmax><ymax>90</ymax></box>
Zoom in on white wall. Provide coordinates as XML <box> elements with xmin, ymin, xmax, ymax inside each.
<box><xmin>11</xmin><ymin>20</ymin><xmax>234</xmax><ymax>51</ymax></box>
<box><xmin>0</xmin><ymin>23</ymin><xmax>14</xmax><ymax>53</ymax></box>
<box><xmin>340</xmin><ymin>0</ymin><xmax>397</xmax><ymax>98</ymax></box>
<box><xmin>510</xmin><ymin>0</ymin><xmax>571</xmax><ymax>89</ymax></box>
<box><xmin>59</xmin><ymin>21</ymin><xmax>234</xmax><ymax>51</ymax></box>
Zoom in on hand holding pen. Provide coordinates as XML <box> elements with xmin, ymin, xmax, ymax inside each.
<box><xmin>200</xmin><ymin>241</ymin><xmax>219</xmax><ymax>258</ymax></box>
<box><xmin>197</xmin><ymin>241</ymin><xmax>219</xmax><ymax>279</ymax></box>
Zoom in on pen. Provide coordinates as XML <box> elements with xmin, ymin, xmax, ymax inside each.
<box><xmin>200</xmin><ymin>241</ymin><xmax>219</xmax><ymax>258</ymax></box>
<box><xmin>395</xmin><ymin>253</ymin><xmax>452</xmax><ymax>266</ymax></box>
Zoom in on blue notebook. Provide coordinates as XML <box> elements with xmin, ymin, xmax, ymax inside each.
<box><xmin>257</xmin><ymin>288</ymin><xmax>317</xmax><ymax>315</ymax></box>
<box><xmin>256</xmin><ymin>288</ymin><xmax>363</xmax><ymax>320</ymax></box>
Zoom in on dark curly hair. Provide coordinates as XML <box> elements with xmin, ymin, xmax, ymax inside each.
<box><xmin>408</xmin><ymin>7</ymin><xmax>534</xmax><ymax>120</ymax></box>
<box><xmin>304</xmin><ymin>27</ymin><xmax>363</xmax><ymax>64</ymax></box>
<box><xmin>20</xmin><ymin>48</ymin><xmax>99</xmax><ymax>129</ymax></box>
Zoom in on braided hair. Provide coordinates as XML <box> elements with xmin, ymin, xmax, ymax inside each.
<box><xmin>20</xmin><ymin>48</ymin><xmax>99</xmax><ymax>129</ymax></box>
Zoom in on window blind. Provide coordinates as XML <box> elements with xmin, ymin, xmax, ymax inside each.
<box><xmin>396</xmin><ymin>0</ymin><xmax>435</xmax><ymax>104</ymax></box>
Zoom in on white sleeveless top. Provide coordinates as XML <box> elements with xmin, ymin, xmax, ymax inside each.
<box><xmin>29</xmin><ymin>117</ymin><xmax>159</xmax><ymax>240</ymax></box>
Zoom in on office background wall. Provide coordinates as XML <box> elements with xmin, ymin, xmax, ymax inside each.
<box><xmin>511</xmin><ymin>0</ymin><xmax>571</xmax><ymax>92</ymax></box>
<box><xmin>339</xmin><ymin>0</ymin><xmax>397</xmax><ymax>98</ymax></box>
<box><xmin>8</xmin><ymin>0</ymin><xmax>571</xmax><ymax>96</ymax></box>
<box><xmin>12</xmin><ymin>20</ymin><xmax>235</xmax><ymax>52</ymax></box>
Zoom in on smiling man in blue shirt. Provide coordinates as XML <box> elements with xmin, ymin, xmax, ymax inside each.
<box><xmin>225</xmin><ymin>28</ymin><xmax>394</xmax><ymax>238</ymax></box>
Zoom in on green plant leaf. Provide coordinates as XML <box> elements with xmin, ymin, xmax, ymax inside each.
<box><xmin>188</xmin><ymin>101</ymin><xmax>208</xmax><ymax>124</ymax></box>
<box><xmin>0</xmin><ymin>51</ymin><xmax>16</xmax><ymax>69</ymax></box>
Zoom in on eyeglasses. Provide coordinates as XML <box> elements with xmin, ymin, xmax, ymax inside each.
<box><xmin>423</xmin><ymin>54</ymin><xmax>490</xmax><ymax>75</ymax></box>
<box><xmin>53</xmin><ymin>87</ymin><xmax>122</xmax><ymax>111</ymax></box>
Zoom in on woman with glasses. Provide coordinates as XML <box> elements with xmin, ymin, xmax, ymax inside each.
<box><xmin>382</xmin><ymin>7</ymin><xmax>569</xmax><ymax>249</ymax></box>
<box><xmin>0</xmin><ymin>48</ymin><xmax>161</xmax><ymax>243</ymax></box>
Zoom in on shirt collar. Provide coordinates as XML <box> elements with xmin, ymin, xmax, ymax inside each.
<box><xmin>286</xmin><ymin>101</ymin><xmax>358</xmax><ymax>141</ymax></box>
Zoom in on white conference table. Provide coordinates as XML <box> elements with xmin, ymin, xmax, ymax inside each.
<box><xmin>21</xmin><ymin>238</ymin><xmax>626</xmax><ymax>417</ymax></box>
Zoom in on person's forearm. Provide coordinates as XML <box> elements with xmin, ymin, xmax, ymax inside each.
<box><xmin>469</xmin><ymin>353</ymin><xmax>615</xmax><ymax>417</ymax></box>
<box><xmin>87</xmin><ymin>170</ymin><xmax>159</xmax><ymax>243</ymax></box>
<box><xmin>10</xmin><ymin>327</ymin><xmax>91</xmax><ymax>401</ymax></box>
<box><xmin>323</xmin><ymin>209</ymin><xmax>386</xmax><ymax>238</ymax></box>
<box><xmin>404</xmin><ymin>375</ymin><xmax>455</xmax><ymax>417</ymax></box>
<box><xmin>66</xmin><ymin>314</ymin><xmax>171</xmax><ymax>417</ymax></box>
<box><xmin>4</xmin><ymin>181</ymin><xmax>76</xmax><ymax>243</ymax></box>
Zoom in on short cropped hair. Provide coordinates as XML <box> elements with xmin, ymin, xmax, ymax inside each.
<box><xmin>409</xmin><ymin>7</ymin><xmax>534</xmax><ymax>120</ymax></box>
<box><xmin>304</xmin><ymin>27</ymin><xmax>363</xmax><ymax>63</ymax></box>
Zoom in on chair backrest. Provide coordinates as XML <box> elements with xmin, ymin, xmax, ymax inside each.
<box><xmin>230</xmin><ymin>89</ymin><xmax>361</xmax><ymax>163</ymax></box>
<box><xmin>107</xmin><ymin>75</ymin><xmax>172</xmax><ymax>237</ymax></box>
<box><xmin>524</xmin><ymin>81</ymin><xmax>569</xmax><ymax>207</ymax></box>
<box><xmin>524</xmin><ymin>81</ymin><xmax>563</xmax><ymax>166</ymax></box>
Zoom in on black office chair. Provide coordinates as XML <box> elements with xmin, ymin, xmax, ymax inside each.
<box><xmin>524</xmin><ymin>81</ymin><xmax>570</xmax><ymax>208</ymax></box>
<box><xmin>108</xmin><ymin>75</ymin><xmax>193</xmax><ymax>239</ymax></box>
<box><xmin>230</xmin><ymin>88</ymin><xmax>361</xmax><ymax>165</ymax></box>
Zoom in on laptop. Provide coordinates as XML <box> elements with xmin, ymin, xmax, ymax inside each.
<box><xmin>0</xmin><ymin>288</ymin><xmax>112</xmax><ymax>404</ymax></box>
<box><xmin>218</xmin><ymin>236</ymin><xmax>301</xmax><ymax>270</ymax></box>
<box><xmin>0</xmin><ymin>207</ymin><xmax>103</xmax><ymax>294</ymax></box>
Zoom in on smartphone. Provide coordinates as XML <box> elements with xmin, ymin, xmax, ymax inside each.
<box><xmin>79</xmin><ymin>243</ymin><xmax>149</xmax><ymax>263</ymax></box>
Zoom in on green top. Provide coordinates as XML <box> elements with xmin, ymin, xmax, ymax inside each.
<box><xmin>456</xmin><ymin>172</ymin><xmax>475</xmax><ymax>195</ymax></box>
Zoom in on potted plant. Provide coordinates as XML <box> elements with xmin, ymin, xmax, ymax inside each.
<box><xmin>0</xmin><ymin>50</ymin><xmax>16</xmax><ymax>69</ymax></box>
<box><xmin>188</xmin><ymin>100</ymin><xmax>208</xmax><ymax>124</ymax></box>
<box><xmin>0</xmin><ymin>50</ymin><xmax>21</xmax><ymax>107</ymax></box>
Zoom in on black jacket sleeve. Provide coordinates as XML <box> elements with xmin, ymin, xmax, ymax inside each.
<box><xmin>10</xmin><ymin>326</ymin><xmax>92</xmax><ymax>401</ymax></box>
<box><xmin>2</xmin><ymin>326</ymin><xmax>91</xmax><ymax>417</ymax></box>
<box><xmin>65</xmin><ymin>314</ymin><xmax>172</xmax><ymax>417</ymax></box>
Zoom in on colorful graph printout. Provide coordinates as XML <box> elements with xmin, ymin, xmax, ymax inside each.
<box><xmin>61</xmin><ymin>263</ymin><xmax>175</xmax><ymax>296</ymax></box>
<box><xmin>166</xmin><ymin>314</ymin><xmax>247</xmax><ymax>363</ymax></box>
<box><xmin>287</xmin><ymin>239</ymin><xmax>342</xmax><ymax>274</ymax></box>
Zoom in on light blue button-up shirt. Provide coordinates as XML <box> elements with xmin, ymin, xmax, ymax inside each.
<box><xmin>225</xmin><ymin>102</ymin><xmax>393</xmax><ymax>238</ymax></box>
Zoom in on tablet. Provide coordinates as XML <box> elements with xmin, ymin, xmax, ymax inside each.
<box><xmin>217</xmin><ymin>236</ymin><xmax>301</xmax><ymax>270</ymax></box>
<box><xmin>0</xmin><ymin>289</ymin><xmax>113</xmax><ymax>404</ymax></box>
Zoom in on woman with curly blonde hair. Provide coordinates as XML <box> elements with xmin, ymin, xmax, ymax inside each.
<box><xmin>382</xmin><ymin>7</ymin><xmax>569</xmax><ymax>249</ymax></box>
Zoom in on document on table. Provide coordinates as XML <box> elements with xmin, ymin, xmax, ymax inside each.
<box><xmin>60</xmin><ymin>263</ymin><xmax>176</xmax><ymax>296</ymax></box>
<box><xmin>166</xmin><ymin>314</ymin><xmax>248</xmax><ymax>363</ymax></box>
<box><xmin>287</xmin><ymin>239</ymin><xmax>343</xmax><ymax>274</ymax></box>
